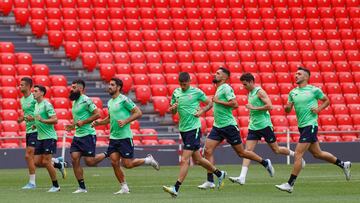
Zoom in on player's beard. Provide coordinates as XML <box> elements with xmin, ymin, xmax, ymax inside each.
<box><xmin>212</xmin><ymin>78</ymin><xmax>220</xmax><ymax>84</ymax></box>
<box><xmin>69</xmin><ymin>91</ymin><xmax>81</xmax><ymax>101</ymax></box>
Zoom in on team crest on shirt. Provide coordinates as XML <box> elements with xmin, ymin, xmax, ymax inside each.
<box><xmin>188</xmin><ymin>95</ymin><xmax>193</xmax><ymax>99</ymax></box>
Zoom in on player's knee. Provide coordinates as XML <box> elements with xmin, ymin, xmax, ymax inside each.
<box><xmin>272</xmin><ymin>148</ymin><xmax>281</xmax><ymax>154</ymax></box>
<box><xmin>111</xmin><ymin>160</ymin><xmax>119</xmax><ymax>167</ymax></box>
<box><xmin>42</xmin><ymin>159</ymin><xmax>51</xmax><ymax>166</ymax></box>
<box><xmin>204</xmin><ymin>148</ymin><xmax>213</xmax><ymax>157</ymax></box>
<box><xmin>312</xmin><ymin>152</ymin><xmax>322</xmax><ymax>159</ymax></box>
<box><xmin>122</xmin><ymin>162</ymin><xmax>133</xmax><ymax>169</ymax></box>
<box><xmin>180</xmin><ymin>158</ymin><xmax>190</xmax><ymax>166</ymax></box>
<box><xmin>25</xmin><ymin>154</ymin><xmax>31</xmax><ymax>160</ymax></box>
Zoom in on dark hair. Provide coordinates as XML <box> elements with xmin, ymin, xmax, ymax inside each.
<box><xmin>110</xmin><ymin>77</ymin><xmax>123</xmax><ymax>90</ymax></box>
<box><xmin>218</xmin><ymin>67</ymin><xmax>230</xmax><ymax>77</ymax></box>
<box><xmin>72</xmin><ymin>79</ymin><xmax>85</xmax><ymax>89</ymax></box>
<box><xmin>21</xmin><ymin>77</ymin><xmax>33</xmax><ymax>87</ymax></box>
<box><xmin>298</xmin><ymin>67</ymin><xmax>311</xmax><ymax>76</ymax></box>
<box><xmin>34</xmin><ymin>85</ymin><xmax>46</xmax><ymax>96</ymax></box>
<box><xmin>179</xmin><ymin>72</ymin><xmax>190</xmax><ymax>82</ymax></box>
<box><xmin>240</xmin><ymin>73</ymin><xmax>255</xmax><ymax>83</ymax></box>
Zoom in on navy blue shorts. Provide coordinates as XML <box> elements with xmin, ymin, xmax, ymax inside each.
<box><xmin>298</xmin><ymin>125</ymin><xmax>318</xmax><ymax>143</ymax></box>
<box><xmin>35</xmin><ymin>139</ymin><xmax>57</xmax><ymax>155</ymax></box>
<box><xmin>208</xmin><ymin>125</ymin><xmax>242</xmax><ymax>146</ymax></box>
<box><xmin>107</xmin><ymin>138</ymin><xmax>134</xmax><ymax>159</ymax></box>
<box><xmin>26</xmin><ymin>132</ymin><xmax>38</xmax><ymax>148</ymax></box>
<box><xmin>247</xmin><ymin>126</ymin><xmax>276</xmax><ymax>143</ymax></box>
<box><xmin>180</xmin><ymin>128</ymin><xmax>201</xmax><ymax>151</ymax></box>
<box><xmin>70</xmin><ymin>135</ymin><xmax>97</xmax><ymax>157</ymax></box>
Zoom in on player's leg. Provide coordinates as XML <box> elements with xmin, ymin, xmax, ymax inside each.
<box><xmin>308</xmin><ymin>142</ymin><xmax>351</xmax><ymax>180</ymax></box>
<box><xmin>42</xmin><ymin>154</ymin><xmax>60</xmax><ymax>192</ymax></box>
<box><xmin>71</xmin><ymin>151</ymin><xmax>87</xmax><ymax>193</ymax></box>
<box><xmin>229</xmin><ymin>140</ymin><xmax>258</xmax><ymax>185</ymax></box>
<box><xmin>268</xmin><ymin>142</ymin><xmax>305</xmax><ymax>168</ymax></box>
<box><xmin>275</xmin><ymin>142</ymin><xmax>310</xmax><ymax>193</ymax></box>
<box><xmin>84</xmin><ymin>153</ymin><xmax>107</xmax><ymax>166</ymax></box>
<box><xmin>79</xmin><ymin>135</ymin><xmax>107</xmax><ymax>166</ymax></box>
<box><xmin>110</xmin><ymin>152</ymin><xmax>129</xmax><ymax>194</ymax></box>
<box><xmin>22</xmin><ymin>132</ymin><xmax>37</xmax><ymax>189</ymax></box>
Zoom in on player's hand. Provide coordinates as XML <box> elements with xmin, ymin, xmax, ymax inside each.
<box><xmin>31</xmin><ymin>125</ymin><xmax>36</xmax><ymax>130</ymax></box>
<box><xmin>36</xmin><ymin>115</ymin><xmax>43</xmax><ymax>123</ymax></box>
<box><xmin>117</xmin><ymin>120</ymin><xmax>127</xmax><ymax>127</ymax></box>
<box><xmin>65</xmin><ymin>124</ymin><xmax>75</xmax><ymax>131</ymax></box>
<box><xmin>91</xmin><ymin>120</ymin><xmax>100</xmax><ymax>127</ymax></box>
<box><xmin>194</xmin><ymin>109</ymin><xmax>203</xmax><ymax>117</ymax></box>
<box><xmin>76</xmin><ymin>120</ymin><xmax>85</xmax><ymax>127</ymax></box>
<box><xmin>26</xmin><ymin>115</ymin><xmax>34</xmax><ymax>121</ymax></box>
<box><xmin>311</xmin><ymin>107</ymin><xmax>321</xmax><ymax>114</ymax></box>
<box><xmin>17</xmin><ymin>117</ymin><xmax>23</xmax><ymax>123</ymax></box>
<box><xmin>245</xmin><ymin>104</ymin><xmax>255</xmax><ymax>110</ymax></box>
<box><xmin>212</xmin><ymin>96</ymin><xmax>220</xmax><ymax>103</ymax></box>
<box><xmin>168</xmin><ymin>102</ymin><xmax>178</xmax><ymax>111</ymax></box>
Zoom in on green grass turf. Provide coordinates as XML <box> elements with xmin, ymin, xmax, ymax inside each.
<box><xmin>0</xmin><ymin>163</ymin><xmax>359</xmax><ymax>203</ymax></box>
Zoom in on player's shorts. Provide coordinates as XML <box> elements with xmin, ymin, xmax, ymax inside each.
<box><xmin>298</xmin><ymin>125</ymin><xmax>318</xmax><ymax>143</ymax></box>
<box><xmin>208</xmin><ymin>125</ymin><xmax>242</xmax><ymax>146</ymax></box>
<box><xmin>26</xmin><ymin>132</ymin><xmax>38</xmax><ymax>148</ymax></box>
<box><xmin>180</xmin><ymin>128</ymin><xmax>201</xmax><ymax>151</ymax></box>
<box><xmin>107</xmin><ymin>138</ymin><xmax>134</xmax><ymax>159</ymax></box>
<box><xmin>70</xmin><ymin>135</ymin><xmax>96</xmax><ymax>157</ymax></box>
<box><xmin>247</xmin><ymin>126</ymin><xmax>276</xmax><ymax>143</ymax></box>
<box><xmin>35</xmin><ymin>139</ymin><xmax>57</xmax><ymax>155</ymax></box>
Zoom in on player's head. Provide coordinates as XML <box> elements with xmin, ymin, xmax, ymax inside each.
<box><xmin>178</xmin><ymin>72</ymin><xmax>191</xmax><ymax>91</ymax></box>
<box><xmin>240</xmin><ymin>73</ymin><xmax>255</xmax><ymax>91</ymax></box>
<box><xmin>295</xmin><ymin>67</ymin><xmax>311</xmax><ymax>85</ymax></box>
<box><xmin>69</xmin><ymin>79</ymin><xmax>85</xmax><ymax>101</ymax></box>
<box><xmin>213</xmin><ymin>67</ymin><xmax>230</xmax><ymax>84</ymax></box>
<box><xmin>109</xmin><ymin>77</ymin><xmax>123</xmax><ymax>96</ymax></box>
<box><xmin>33</xmin><ymin>85</ymin><xmax>46</xmax><ymax>100</ymax></box>
<box><xmin>20</xmin><ymin>77</ymin><xmax>33</xmax><ymax>94</ymax></box>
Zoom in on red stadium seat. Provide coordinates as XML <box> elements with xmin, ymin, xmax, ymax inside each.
<box><xmin>51</xmin><ymin>98</ymin><xmax>70</xmax><ymax>109</ymax></box>
<box><xmin>135</xmin><ymin>86</ymin><xmax>151</xmax><ymax>105</ymax></box>
<box><xmin>51</xmin><ymin>86</ymin><xmax>69</xmax><ymax>98</ymax></box>
<box><xmin>152</xmin><ymin>96</ymin><xmax>169</xmax><ymax>116</ymax></box>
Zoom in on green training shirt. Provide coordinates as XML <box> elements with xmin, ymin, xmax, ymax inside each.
<box><xmin>171</xmin><ymin>86</ymin><xmax>207</xmax><ymax>132</ymax></box>
<box><xmin>34</xmin><ymin>100</ymin><xmax>57</xmax><ymax>140</ymax></box>
<box><xmin>248</xmin><ymin>87</ymin><xmax>273</xmax><ymax>130</ymax></box>
<box><xmin>288</xmin><ymin>85</ymin><xmax>325</xmax><ymax>128</ymax></box>
<box><xmin>20</xmin><ymin>94</ymin><xmax>37</xmax><ymax>134</ymax></box>
<box><xmin>108</xmin><ymin>94</ymin><xmax>136</xmax><ymax>139</ymax></box>
<box><xmin>72</xmin><ymin>94</ymin><xmax>97</xmax><ymax>137</ymax></box>
<box><xmin>213</xmin><ymin>83</ymin><xmax>238</xmax><ymax>128</ymax></box>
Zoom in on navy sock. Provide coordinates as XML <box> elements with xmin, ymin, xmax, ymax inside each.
<box><xmin>78</xmin><ymin>179</ymin><xmax>86</xmax><ymax>189</ymax></box>
<box><xmin>53</xmin><ymin>162</ymin><xmax>62</xmax><ymax>169</ymax></box>
<box><xmin>213</xmin><ymin>169</ymin><xmax>222</xmax><ymax>178</ymax></box>
<box><xmin>103</xmin><ymin>151</ymin><xmax>109</xmax><ymax>158</ymax></box>
<box><xmin>52</xmin><ymin>180</ymin><xmax>59</xmax><ymax>188</ymax></box>
<box><xmin>207</xmin><ymin>173</ymin><xmax>214</xmax><ymax>182</ymax></box>
<box><xmin>335</xmin><ymin>159</ymin><xmax>344</xmax><ymax>169</ymax></box>
<box><xmin>260</xmin><ymin>159</ymin><xmax>268</xmax><ymax>167</ymax></box>
<box><xmin>174</xmin><ymin>181</ymin><xmax>181</xmax><ymax>192</ymax></box>
<box><xmin>288</xmin><ymin>174</ymin><xmax>297</xmax><ymax>186</ymax></box>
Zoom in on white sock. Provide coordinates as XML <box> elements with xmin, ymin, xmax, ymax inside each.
<box><xmin>52</xmin><ymin>157</ymin><xmax>59</xmax><ymax>163</ymax></box>
<box><xmin>239</xmin><ymin>166</ymin><xmax>248</xmax><ymax>178</ymax></box>
<box><xmin>144</xmin><ymin>157</ymin><xmax>151</xmax><ymax>165</ymax></box>
<box><xmin>29</xmin><ymin>174</ymin><xmax>36</xmax><ymax>185</ymax></box>
<box><xmin>289</xmin><ymin>150</ymin><xmax>295</xmax><ymax>157</ymax></box>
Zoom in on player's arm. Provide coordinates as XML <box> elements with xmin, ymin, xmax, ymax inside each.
<box><xmin>17</xmin><ymin>115</ymin><xmax>24</xmax><ymax>123</ymax></box>
<box><xmin>118</xmin><ymin>107</ymin><xmax>142</xmax><ymax>127</ymax></box>
<box><xmin>37</xmin><ymin>115</ymin><xmax>58</xmax><ymax>124</ymax></box>
<box><xmin>195</xmin><ymin>98</ymin><xmax>213</xmax><ymax>117</ymax></box>
<box><xmin>169</xmin><ymin>102</ymin><xmax>178</xmax><ymax>114</ymax></box>
<box><xmin>76</xmin><ymin>108</ymin><xmax>101</xmax><ymax>127</ymax></box>
<box><xmin>247</xmin><ymin>90</ymin><xmax>273</xmax><ymax>111</ymax></box>
<box><xmin>311</xmin><ymin>95</ymin><xmax>330</xmax><ymax>114</ymax></box>
<box><xmin>284</xmin><ymin>102</ymin><xmax>294</xmax><ymax>113</ymax></box>
<box><xmin>92</xmin><ymin>115</ymin><xmax>110</xmax><ymax>127</ymax></box>
<box><xmin>213</xmin><ymin>96</ymin><xmax>238</xmax><ymax>108</ymax></box>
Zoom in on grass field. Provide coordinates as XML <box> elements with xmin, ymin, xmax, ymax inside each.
<box><xmin>0</xmin><ymin>163</ymin><xmax>359</xmax><ymax>203</ymax></box>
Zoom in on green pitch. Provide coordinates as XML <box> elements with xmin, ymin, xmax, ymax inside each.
<box><xmin>0</xmin><ymin>163</ymin><xmax>359</xmax><ymax>203</ymax></box>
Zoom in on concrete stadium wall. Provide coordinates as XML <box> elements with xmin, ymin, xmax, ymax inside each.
<box><xmin>0</xmin><ymin>143</ymin><xmax>359</xmax><ymax>169</ymax></box>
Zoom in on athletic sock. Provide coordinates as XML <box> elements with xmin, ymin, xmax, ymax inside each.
<box><xmin>213</xmin><ymin>169</ymin><xmax>222</xmax><ymax>177</ymax></box>
<box><xmin>207</xmin><ymin>173</ymin><xmax>214</xmax><ymax>183</ymax></box>
<box><xmin>260</xmin><ymin>159</ymin><xmax>268</xmax><ymax>167</ymax></box>
<box><xmin>52</xmin><ymin>157</ymin><xmax>59</xmax><ymax>163</ymax></box>
<box><xmin>335</xmin><ymin>159</ymin><xmax>344</xmax><ymax>169</ymax></box>
<box><xmin>53</xmin><ymin>162</ymin><xmax>62</xmax><ymax>169</ymax></box>
<box><xmin>289</xmin><ymin>150</ymin><xmax>295</xmax><ymax>157</ymax></box>
<box><xmin>29</xmin><ymin>174</ymin><xmax>36</xmax><ymax>185</ymax></box>
<box><xmin>240</xmin><ymin>166</ymin><xmax>248</xmax><ymax>178</ymax></box>
<box><xmin>52</xmin><ymin>180</ymin><xmax>59</xmax><ymax>188</ymax></box>
<box><xmin>288</xmin><ymin>174</ymin><xmax>297</xmax><ymax>186</ymax></box>
<box><xmin>144</xmin><ymin>156</ymin><xmax>151</xmax><ymax>165</ymax></box>
<box><xmin>174</xmin><ymin>181</ymin><xmax>182</xmax><ymax>192</ymax></box>
<box><xmin>103</xmin><ymin>152</ymin><xmax>109</xmax><ymax>158</ymax></box>
<box><xmin>78</xmin><ymin>179</ymin><xmax>86</xmax><ymax>189</ymax></box>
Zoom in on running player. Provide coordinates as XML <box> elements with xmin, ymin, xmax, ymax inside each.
<box><xmin>275</xmin><ymin>67</ymin><xmax>351</xmax><ymax>193</ymax></box>
<box><xmin>229</xmin><ymin>73</ymin><xmax>304</xmax><ymax>185</ymax></box>
<box><xmin>32</xmin><ymin>85</ymin><xmax>61</xmax><ymax>192</ymax></box>
<box><xmin>198</xmin><ymin>68</ymin><xmax>275</xmax><ymax>189</ymax></box>
<box><xmin>163</xmin><ymin>72</ymin><xmax>226</xmax><ymax>198</ymax></box>
<box><xmin>65</xmin><ymin>79</ymin><xmax>108</xmax><ymax>193</ymax></box>
<box><xmin>92</xmin><ymin>78</ymin><xmax>160</xmax><ymax>194</ymax></box>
